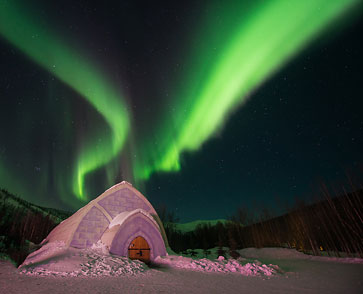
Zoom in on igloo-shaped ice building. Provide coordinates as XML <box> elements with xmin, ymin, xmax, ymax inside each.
<box><xmin>41</xmin><ymin>181</ymin><xmax>167</xmax><ymax>262</ymax></box>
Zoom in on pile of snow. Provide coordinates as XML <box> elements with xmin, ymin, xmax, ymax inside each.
<box><xmin>20</xmin><ymin>241</ymin><xmax>69</xmax><ymax>268</ymax></box>
<box><xmin>19</xmin><ymin>241</ymin><xmax>148</xmax><ymax>277</ymax></box>
<box><xmin>155</xmin><ymin>255</ymin><xmax>280</xmax><ymax>276</ymax></box>
<box><xmin>21</xmin><ymin>243</ymin><xmax>359</xmax><ymax>279</ymax></box>
<box><xmin>19</xmin><ymin>241</ymin><xmax>281</xmax><ymax>277</ymax></box>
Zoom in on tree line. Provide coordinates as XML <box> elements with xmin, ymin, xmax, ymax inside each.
<box><xmin>160</xmin><ymin>188</ymin><xmax>363</xmax><ymax>258</ymax></box>
<box><xmin>0</xmin><ymin>189</ymin><xmax>71</xmax><ymax>265</ymax></box>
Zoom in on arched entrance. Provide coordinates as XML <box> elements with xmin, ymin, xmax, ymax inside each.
<box><xmin>109</xmin><ymin>211</ymin><xmax>167</xmax><ymax>261</ymax></box>
<box><xmin>128</xmin><ymin>236</ymin><xmax>150</xmax><ymax>263</ymax></box>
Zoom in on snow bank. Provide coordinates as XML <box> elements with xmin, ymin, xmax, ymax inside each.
<box><xmin>238</xmin><ymin>247</ymin><xmax>363</xmax><ymax>264</ymax></box>
<box><xmin>20</xmin><ymin>241</ymin><xmax>69</xmax><ymax>268</ymax></box>
<box><xmin>19</xmin><ymin>242</ymin><xmax>280</xmax><ymax>277</ymax></box>
<box><xmin>19</xmin><ymin>241</ymin><xmax>148</xmax><ymax>277</ymax></box>
<box><xmin>154</xmin><ymin>255</ymin><xmax>280</xmax><ymax>276</ymax></box>
<box><xmin>20</xmin><ymin>243</ymin><xmax>360</xmax><ymax>279</ymax></box>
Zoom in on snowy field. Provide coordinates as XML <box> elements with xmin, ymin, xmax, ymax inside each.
<box><xmin>0</xmin><ymin>246</ymin><xmax>362</xmax><ymax>293</ymax></box>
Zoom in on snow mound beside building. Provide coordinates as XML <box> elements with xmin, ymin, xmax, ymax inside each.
<box><xmin>19</xmin><ymin>241</ymin><xmax>281</xmax><ymax>277</ymax></box>
<box><xmin>155</xmin><ymin>255</ymin><xmax>280</xmax><ymax>276</ymax></box>
<box><xmin>19</xmin><ymin>241</ymin><xmax>148</xmax><ymax>277</ymax></box>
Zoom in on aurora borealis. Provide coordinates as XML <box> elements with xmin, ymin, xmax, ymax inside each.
<box><xmin>0</xmin><ymin>0</ymin><xmax>362</xmax><ymax>221</ymax></box>
<box><xmin>132</xmin><ymin>0</ymin><xmax>361</xmax><ymax>181</ymax></box>
<box><xmin>0</xmin><ymin>1</ymin><xmax>130</xmax><ymax>201</ymax></box>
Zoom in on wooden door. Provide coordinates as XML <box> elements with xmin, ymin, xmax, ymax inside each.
<box><xmin>128</xmin><ymin>236</ymin><xmax>150</xmax><ymax>263</ymax></box>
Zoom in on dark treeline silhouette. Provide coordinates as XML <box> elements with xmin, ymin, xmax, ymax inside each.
<box><xmin>0</xmin><ymin>189</ymin><xmax>73</xmax><ymax>265</ymax></box>
<box><xmin>236</xmin><ymin>188</ymin><xmax>363</xmax><ymax>257</ymax></box>
<box><xmin>162</xmin><ymin>188</ymin><xmax>363</xmax><ymax>258</ymax></box>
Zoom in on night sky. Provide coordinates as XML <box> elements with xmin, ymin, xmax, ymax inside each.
<box><xmin>0</xmin><ymin>0</ymin><xmax>362</xmax><ymax>222</ymax></box>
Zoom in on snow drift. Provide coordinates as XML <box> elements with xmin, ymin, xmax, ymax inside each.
<box><xmin>19</xmin><ymin>241</ymin><xmax>281</xmax><ymax>277</ymax></box>
<box><xmin>155</xmin><ymin>255</ymin><xmax>280</xmax><ymax>276</ymax></box>
<box><xmin>19</xmin><ymin>241</ymin><xmax>148</xmax><ymax>277</ymax></box>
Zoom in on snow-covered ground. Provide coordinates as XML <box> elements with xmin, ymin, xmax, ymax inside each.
<box><xmin>0</xmin><ymin>245</ymin><xmax>362</xmax><ymax>293</ymax></box>
<box><xmin>17</xmin><ymin>242</ymin><xmax>279</xmax><ymax>277</ymax></box>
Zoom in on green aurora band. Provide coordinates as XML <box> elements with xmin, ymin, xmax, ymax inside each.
<box><xmin>0</xmin><ymin>0</ymin><xmax>361</xmax><ymax>204</ymax></box>
<box><xmin>133</xmin><ymin>0</ymin><xmax>361</xmax><ymax>181</ymax></box>
<box><xmin>0</xmin><ymin>1</ymin><xmax>130</xmax><ymax>201</ymax></box>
